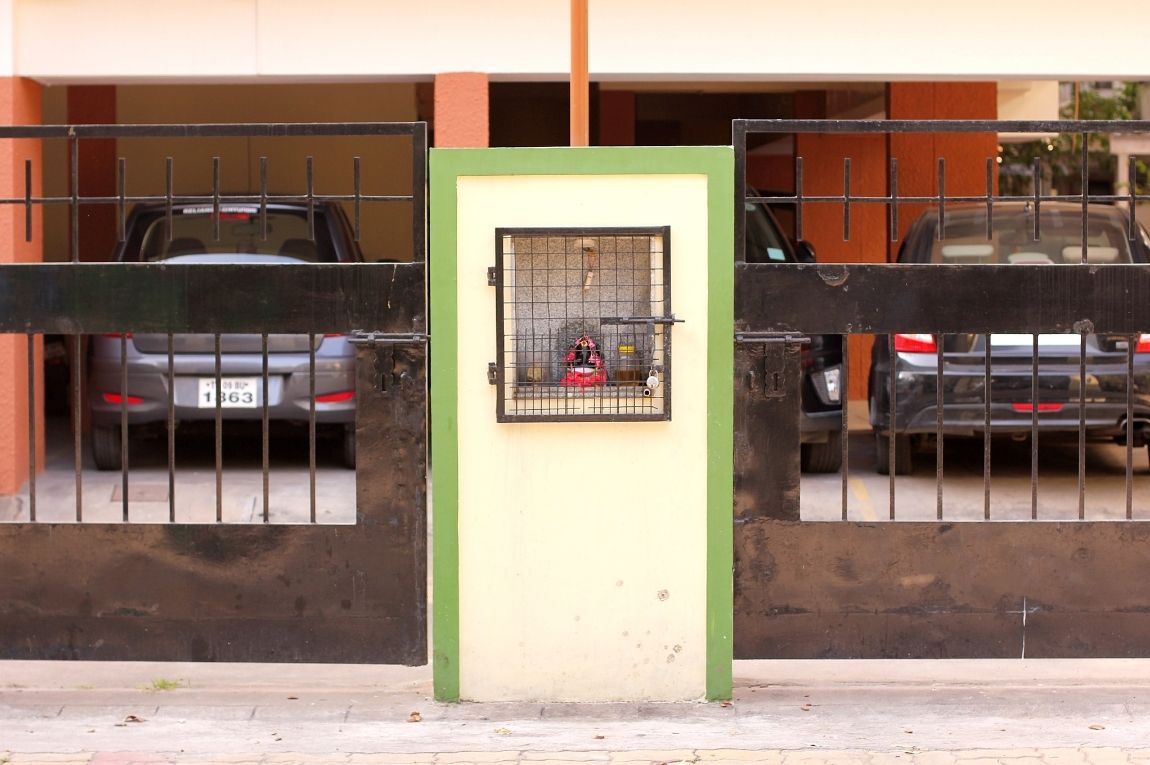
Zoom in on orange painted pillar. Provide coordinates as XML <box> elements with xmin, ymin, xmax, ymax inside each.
<box><xmin>792</xmin><ymin>91</ymin><xmax>889</xmax><ymax>401</ymax></box>
<box><xmin>434</xmin><ymin>73</ymin><xmax>489</xmax><ymax>148</ymax></box>
<box><xmin>887</xmin><ymin>82</ymin><xmax>998</xmax><ymax>258</ymax></box>
<box><xmin>0</xmin><ymin>78</ymin><xmax>44</xmax><ymax>495</ymax></box>
<box><xmin>67</xmin><ymin>86</ymin><xmax>118</xmax><ymax>262</ymax></box>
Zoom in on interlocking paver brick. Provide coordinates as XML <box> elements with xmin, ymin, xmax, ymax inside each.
<box><xmin>1039</xmin><ymin>750</ymin><xmax>1089</xmax><ymax>763</ymax></box>
<box><xmin>608</xmin><ymin>752</ymin><xmax>696</xmax><ymax>763</ymax></box>
<box><xmin>1082</xmin><ymin>750</ymin><xmax>1132</xmax><ymax>765</ymax></box>
<box><xmin>910</xmin><ymin>754</ymin><xmax>957</xmax><ymax>765</ymax></box>
<box><xmin>435</xmin><ymin>753</ymin><xmax>521</xmax><ymax>764</ymax></box>
<box><xmin>521</xmin><ymin>754</ymin><xmax>611</xmax><ymax>762</ymax></box>
<box><xmin>347</xmin><ymin>755</ymin><xmax>437</xmax><ymax>764</ymax></box>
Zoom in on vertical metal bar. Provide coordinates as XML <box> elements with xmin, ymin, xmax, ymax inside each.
<box><xmin>888</xmin><ymin>333</ymin><xmax>896</xmax><ymax>520</ymax></box>
<box><xmin>167</xmin><ymin>332</ymin><xmax>175</xmax><ymax>524</ymax></box>
<box><xmin>936</xmin><ymin>335</ymin><xmax>944</xmax><ymax>520</ymax></box>
<box><xmin>309</xmin><ymin>335</ymin><xmax>317</xmax><ymax>524</ymax></box>
<box><xmin>117</xmin><ymin>158</ymin><xmax>127</xmax><ymax>243</ymax></box>
<box><xmin>1126</xmin><ymin>336</ymin><xmax>1135</xmax><ymax>520</ymax></box>
<box><xmin>1080</xmin><ymin>132</ymin><xmax>1089</xmax><ymax>264</ymax></box>
<box><xmin>70</xmin><ymin>136</ymin><xmax>79</xmax><ymax>263</ymax></box>
<box><xmin>120</xmin><ymin>334</ymin><xmax>129</xmax><ymax>522</ymax></box>
<box><xmin>734</xmin><ymin>120</ymin><xmax>747</xmax><ymax>263</ymax></box>
<box><xmin>411</xmin><ymin>124</ymin><xmax>427</xmax><ymax>262</ymax></box>
<box><xmin>212</xmin><ymin>157</ymin><xmax>221</xmax><ymax>242</ymax></box>
<box><xmin>26</xmin><ymin>333</ymin><xmax>36</xmax><ymax>522</ymax></box>
<box><xmin>306</xmin><ymin>156</ymin><xmax>315</xmax><ymax>242</ymax></box>
<box><xmin>937</xmin><ymin>158</ymin><xmax>946</xmax><ymax>240</ymax></box>
<box><xmin>1031</xmin><ymin>334</ymin><xmax>1039</xmax><ymax>521</ymax></box>
<box><xmin>262</xmin><ymin>332</ymin><xmax>270</xmax><ymax>524</ymax></box>
<box><xmin>353</xmin><ymin>156</ymin><xmax>362</xmax><ymax>242</ymax></box>
<box><xmin>795</xmin><ymin>156</ymin><xmax>804</xmax><ymax>242</ymax></box>
<box><xmin>1078</xmin><ymin>332</ymin><xmax>1087</xmax><ymax>520</ymax></box>
<box><xmin>985</xmin><ymin>157</ymin><xmax>995</xmax><ymax>240</ymax></box>
<box><xmin>73</xmin><ymin>336</ymin><xmax>82</xmax><ymax>521</ymax></box>
<box><xmin>23</xmin><ymin>159</ymin><xmax>32</xmax><ymax>242</ymax></box>
<box><xmin>165</xmin><ymin>157</ymin><xmax>174</xmax><ymax>243</ymax></box>
<box><xmin>842</xmin><ymin>158</ymin><xmax>851</xmax><ymax>241</ymax></box>
<box><xmin>259</xmin><ymin>157</ymin><xmax>268</xmax><ymax>241</ymax></box>
<box><xmin>841</xmin><ymin>336</ymin><xmax>849</xmax><ymax>522</ymax></box>
<box><xmin>1130</xmin><ymin>156</ymin><xmax>1139</xmax><ymax>242</ymax></box>
<box><xmin>1031</xmin><ymin>158</ymin><xmax>1042</xmax><ymax>242</ymax></box>
<box><xmin>215</xmin><ymin>333</ymin><xmax>223</xmax><ymax>524</ymax></box>
<box><xmin>889</xmin><ymin>158</ymin><xmax>899</xmax><ymax>241</ymax></box>
<box><xmin>983</xmin><ymin>332</ymin><xmax>992</xmax><ymax>521</ymax></box>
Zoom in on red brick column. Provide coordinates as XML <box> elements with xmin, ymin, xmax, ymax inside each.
<box><xmin>598</xmin><ymin>90</ymin><xmax>635</xmax><ymax>146</ymax></box>
<box><xmin>0</xmin><ymin>78</ymin><xmax>44</xmax><ymax>494</ymax></box>
<box><xmin>67</xmin><ymin>86</ymin><xmax>118</xmax><ymax>262</ymax></box>
<box><xmin>434</xmin><ymin>73</ymin><xmax>489</xmax><ymax>148</ymax></box>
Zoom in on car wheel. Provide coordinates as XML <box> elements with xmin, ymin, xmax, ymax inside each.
<box><xmin>801</xmin><ymin>431</ymin><xmax>843</xmax><ymax>473</ymax></box>
<box><xmin>341</xmin><ymin>424</ymin><xmax>356</xmax><ymax>470</ymax></box>
<box><xmin>91</xmin><ymin>424</ymin><xmax>123</xmax><ymax>471</ymax></box>
<box><xmin>875</xmin><ymin>431</ymin><xmax>913</xmax><ymax>475</ymax></box>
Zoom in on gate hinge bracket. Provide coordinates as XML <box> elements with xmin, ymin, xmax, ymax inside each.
<box><xmin>487</xmin><ymin>267</ymin><xmax>497</xmax><ymax>287</ymax></box>
<box><xmin>348</xmin><ymin>330</ymin><xmax>429</xmax><ymax>348</ymax></box>
<box><xmin>488</xmin><ymin>362</ymin><xmax>498</xmax><ymax>385</ymax></box>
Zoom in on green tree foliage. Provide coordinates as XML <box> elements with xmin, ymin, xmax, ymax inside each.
<box><xmin>1000</xmin><ymin>82</ymin><xmax>1146</xmax><ymax>197</ymax></box>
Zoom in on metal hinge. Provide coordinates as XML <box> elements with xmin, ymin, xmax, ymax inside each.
<box><xmin>348</xmin><ymin>330</ymin><xmax>429</xmax><ymax>347</ymax></box>
<box><xmin>488</xmin><ymin>362</ymin><xmax>498</xmax><ymax>385</ymax></box>
<box><xmin>487</xmin><ymin>267</ymin><xmax>497</xmax><ymax>287</ymax></box>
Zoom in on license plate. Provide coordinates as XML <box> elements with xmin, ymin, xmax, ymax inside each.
<box><xmin>198</xmin><ymin>377</ymin><xmax>259</xmax><ymax>408</ymax></box>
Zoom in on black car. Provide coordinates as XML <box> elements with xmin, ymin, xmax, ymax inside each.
<box><xmin>745</xmin><ymin>194</ymin><xmax>844</xmax><ymax>472</ymax></box>
<box><xmin>869</xmin><ymin>201</ymin><xmax>1150</xmax><ymax>474</ymax></box>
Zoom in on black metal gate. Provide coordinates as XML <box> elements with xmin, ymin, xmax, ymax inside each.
<box><xmin>0</xmin><ymin>123</ymin><xmax>428</xmax><ymax>663</ymax></box>
<box><xmin>734</xmin><ymin>118</ymin><xmax>1150</xmax><ymax>658</ymax></box>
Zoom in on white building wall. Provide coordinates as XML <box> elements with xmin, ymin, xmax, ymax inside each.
<box><xmin>13</xmin><ymin>0</ymin><xmax>1150</xmax><ymax>83</ymax></box>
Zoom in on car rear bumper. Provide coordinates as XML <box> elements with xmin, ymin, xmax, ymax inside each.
<box><xmin>871</xmin><ymin>357</ymin><xmax>1150</xmax><ymax>437</ymax></box>
<box><xmin>89</xmin><ymin>354</ymin><xmax>355</xmax><ymax>427</ymax></box>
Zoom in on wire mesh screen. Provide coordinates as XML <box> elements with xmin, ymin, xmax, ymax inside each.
<box><xmin>494</xmin><ymin>227</ymin><xmax>672</xmax><ymax>422</ymax></box>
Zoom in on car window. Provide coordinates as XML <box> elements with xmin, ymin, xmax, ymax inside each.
<box><xmin>129</xmin><ymin>207</ymin><xmax>338</xmax><ymax>262</ymax></box>
<box><xmin>921</xmin><ymin>207</ymin><xmax>1134</xmax><ymax>264</ymax></box>
<box><xmin>745</xmin><ymin>202</ymin><xmax>794</xmax><ymax>263</ymax></box>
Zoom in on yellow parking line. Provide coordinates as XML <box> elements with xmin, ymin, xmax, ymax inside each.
<box><xmin>850</xmin><ymin>478</ymin><xmax>877</xmax><ymax>522</ymax></box>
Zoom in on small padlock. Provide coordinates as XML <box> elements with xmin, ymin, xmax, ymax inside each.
<box><xmin>646</xmin><ymin>371</ymin><xmax>660</xmax><ymax>389</ymax></box>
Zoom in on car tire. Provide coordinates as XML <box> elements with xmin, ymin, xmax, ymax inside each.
<box><xmin>92</xmin><ymin>424</ymin><xmax>123</xmax><ymax>471</ymax></box>
<box><xmin>341</xmin><ymin>424</ymin><xmax>356</xmax><ymax>470</ymax></box>
<box><xmin>801</xmin><ymin>431</ymin><xmax>843</xmax><ymax>473</ymax></box>
<box><xmin>875</xmin><ymin>431</ymin><xmax>913</xmax><ymax>475</ymax></box>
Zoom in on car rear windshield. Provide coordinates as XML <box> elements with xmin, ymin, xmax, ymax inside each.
<box><xmin>128</xmin><ymin>207</ymin><xmax>339</xmax><ymax>262</ymax></box>
<box><xmin>923</xmin><ymin>207</ymin><xmax>1134</xmax><ymax>265</ymax></box>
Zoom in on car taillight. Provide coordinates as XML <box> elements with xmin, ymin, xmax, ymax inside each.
<box><xmin>894</xmin><ymin>334</ymin><xmax>937</xmax><ymax>353</ymax></box>
<box><xmin>1012</xmin><ymin>402</ymin><xmax>1063</xmax><ymax>413</ymax></box>
<box><xmin>315</xmin><ymin>390</ymin><xmax>354</xmax><ymax>403</ymax></box>
<box><xmin>102</xmin><ymin>392</ymin><xmax>144</xmax><ymax>405</ymax></box>
<box><xmin>1136</xmin><ymin>334</ymin><xmax>1150</xmax><ymax>353</ymax></box>
<box><xmin>102</xmin><ymin>332</ymin><xmax>133</xmax><ymax>338</ymax></box>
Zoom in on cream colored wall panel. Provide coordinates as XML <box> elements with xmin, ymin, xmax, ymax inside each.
<box><xmin>14</xmin><ymin>0</ymin><xmax>1150</xmax><ymax>81</ymax></box>
<box><xmin>0</xmin><ymin>0</ymin><xmax>14</xmax><ymax>77</ymax></box>
<box><xmin>16</xmin><ymin>0</ymin><xmax>258</xmax><ymax>80</ymax></box>
<box><xmin>456</xmin><ymin>174</ymin><xmax>709</xmax><ymax>702</ymax></box>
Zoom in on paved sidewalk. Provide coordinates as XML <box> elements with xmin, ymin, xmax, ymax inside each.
<box><xmin>3</xmin><ymin>660</ymin><xmax>1150</xmax><ymax>763</ymax></box>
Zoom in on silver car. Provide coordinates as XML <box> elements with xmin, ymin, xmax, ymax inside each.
<box><xmin>89</xmin><ymin>201</ymin><xmax>363</xmax><ymax>470</ymax></box>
